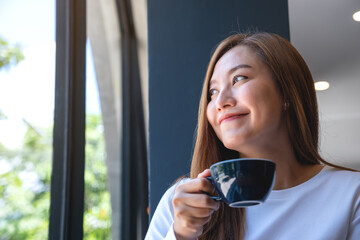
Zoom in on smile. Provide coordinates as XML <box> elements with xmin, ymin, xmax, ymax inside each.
<box><xmin>219</xmin><ymin>113</ymin><xmax>249</xmax><ymax>125</ymax></box>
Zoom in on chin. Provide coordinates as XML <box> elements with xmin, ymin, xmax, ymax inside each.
<box><xmin>222</xmin><ymin>138</ymin><xmax>243</xmax><ymax>152</ymax></box>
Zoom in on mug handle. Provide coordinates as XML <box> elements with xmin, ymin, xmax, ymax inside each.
<box><xmin>205</xmin><ymin>176</ymin><xmax>222</xmax><ymax>201</ymax></box>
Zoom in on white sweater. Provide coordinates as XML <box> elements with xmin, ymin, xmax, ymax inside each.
<box><xmin>145</xmin><ymin>166</ymin><xmax>360</xmax><ymax>240</ymax></box>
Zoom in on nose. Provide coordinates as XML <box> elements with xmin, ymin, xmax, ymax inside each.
<box><xmin>215</xmin><ymin>88</ymin><xmax>236</xmax><ymax>111</ymax></box>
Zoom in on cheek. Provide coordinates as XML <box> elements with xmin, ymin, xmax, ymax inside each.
<box><xmin>252</xmin><ymin>90</ymin><xmax>283</xmax><ymax>126</ymax></box>
<box><xmin>206</xmin><ymin>102</ymin><xmax>216</xmax><ymax>128</ymax></box>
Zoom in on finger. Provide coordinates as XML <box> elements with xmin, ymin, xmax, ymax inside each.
<box><xmin>176</xmin><ymin>178</ymin><xmax>214</xmax><ymax>195</ymax></box>
<box><xmin>173</xmin><ymin>191</ymin><xmax>219</xmax><ymax>211</ymax></box>
<box><xmin>176</xmin><ymin>202</ymin><xmax>215</xmax><ymax>218</ymax></box>
<box><xmin>174</xmin><ymin>215</ymin><xmax>209</xmax><ymax>239</ymax></box>
<box><xmin>184</xmin><ymin>193</ymin><xmax>219</xmax><ymax>211</ymax></box>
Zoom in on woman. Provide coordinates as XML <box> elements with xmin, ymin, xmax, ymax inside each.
<box><xmin>145</xmin><ymin>32</ymin><xmax>360</xmax><ymax>240</ymax></box>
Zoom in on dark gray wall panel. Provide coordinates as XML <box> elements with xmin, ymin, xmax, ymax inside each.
<box><xmin>148</xmin><ymin>0</ymin><xmax>290</xmax><ymax>218</ymax></box>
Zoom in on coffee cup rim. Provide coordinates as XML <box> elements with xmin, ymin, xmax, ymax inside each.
<box><xmin>210</xmin><ymin>158</ymin><xmax>275</xmax><ymax>168</ymax></box>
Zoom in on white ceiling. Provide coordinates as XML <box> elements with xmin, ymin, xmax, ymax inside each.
<box><xmin>289</xmin><ymin>0</ymin><xmax>360</xmax><ymax>169</ymax></box>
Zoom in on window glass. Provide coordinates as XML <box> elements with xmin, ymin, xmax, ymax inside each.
<box><xmin>0</xmin><ymin>0</ymin><xmax>55</xmax><ymax>238</ymax></box>
<box><xmin>86</xmin><ymin>0</ymin><xmax>122</xmax><ymax>238</ymax></box>
<box><xmin>84</xmin><ymin>40</ymin><xmax>112</xmax><ymax>239</ymax></box>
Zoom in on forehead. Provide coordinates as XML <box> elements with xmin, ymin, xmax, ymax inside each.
<box><xmin>212</xmin><ymin>45</ymin><xmax>261</xmax><ymax>76</ymax></box>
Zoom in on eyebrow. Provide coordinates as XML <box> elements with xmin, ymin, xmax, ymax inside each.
<box><xmin>229</xmin><ymin>64</ymin><xmax>252</xmax><ymax>74</ymax></box>
<box><xmin>209</xmin><ymin>64</ymin><xmax>252</xmax><ymax>85</ymax></box>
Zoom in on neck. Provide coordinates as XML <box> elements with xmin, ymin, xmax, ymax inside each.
<box><xmin>272</xmin><ymin>161</ymin><xmax>323</xmax><ymax>190</ymax></box>
<box><xmin>238</xmin><ymin>142</ymin><xmax>323</xmax><ymax>190</ymax></box>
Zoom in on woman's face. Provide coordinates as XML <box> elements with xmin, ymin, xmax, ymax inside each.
<box><xmin>206</xmin><ymin>45</ymin><xmax>287</xmax><ymax>154</ymax></box>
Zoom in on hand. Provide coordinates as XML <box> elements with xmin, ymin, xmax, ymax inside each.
<box><xmin>172</xmin><ymin>170</ymin><xmax>219</xmax><ymax>240</ymax></box>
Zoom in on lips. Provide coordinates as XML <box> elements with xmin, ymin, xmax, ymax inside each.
<box><xmin>218</xmin><ymin>112</ymin><xmax>249</xmax><ymax>125</ymax></box>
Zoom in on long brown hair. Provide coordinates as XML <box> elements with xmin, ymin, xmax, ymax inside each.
<box><xmin>190</xmin><ymin>32</ymin><xmax>339</xmax><ymax>239</ymax></box>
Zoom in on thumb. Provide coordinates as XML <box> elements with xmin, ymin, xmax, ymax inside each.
<box><xmin>197</xmin><ymin>169</ymin><xmax>211</xmax><ymax>178</ymax></box>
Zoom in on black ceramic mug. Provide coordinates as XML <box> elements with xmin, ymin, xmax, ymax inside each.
<box><xmin>206</xmin><ymin>158</ymin><xmax>276</xmax><ymax>208</ymax></box>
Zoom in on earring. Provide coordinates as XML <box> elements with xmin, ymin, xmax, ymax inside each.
<box><xmin>284</xmin><ymin>101</ymin><xmax>290</xmax><ymax>111</ymax></box>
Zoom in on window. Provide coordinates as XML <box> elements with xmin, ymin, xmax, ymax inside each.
<box><xmin>0</xmin><ymin>0</ymin><xmax>55</xmax><ymax>238</ymax></box>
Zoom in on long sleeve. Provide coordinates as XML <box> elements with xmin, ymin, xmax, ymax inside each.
<box><xmin>145</xmin><ymin>179</ymin><xmax>189</xmax><ymax>240</ymax></box>
<box><xmin>347</xmin><ymin>184</ymin><xmax>360</xmax><ymax>240</ymax></box>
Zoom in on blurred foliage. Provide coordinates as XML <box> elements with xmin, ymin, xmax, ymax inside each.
<box><xmin>0</xmin><ymin>36</ymin><xmax>22</xmax><ymax>125</ymax></box>
<box><xmin>0</xmin><ymin>114</ymin><xmax>111</xmax><ymax>239</ymax></box>
<box><xmin>0</xmin><ymin>110</ymin><xmax>7</xmax><ymax>120</ymax></box>
<box><xmin>0</xmin><ymin>36</ymin><xmax>24</xmax><ymax>70</ymax></box>
<box><xmin>83</xmin><ymin>114</ymin><xmax>112</xmax><ymax>239</ymax></box>
<box><xmin>0</xmin><ymin>122</ymin><xmax>52</xmax><ymax>240</ymax></box>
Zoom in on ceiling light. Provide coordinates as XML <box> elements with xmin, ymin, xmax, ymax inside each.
<box><xmin>314</xmin><ymin>81</ymin><xmax>330</xmax><ymax>91</ymax></box>
<box><xmin>353</xmin><ymin>11</ymin><xmax>360</xmax><ymax>22</ymax></box>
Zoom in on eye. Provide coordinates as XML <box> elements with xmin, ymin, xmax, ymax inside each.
<box><xmin>233</xmin><ymin>75</ymin><xmax>248</xmax><ymax>84</ymax></box>
<box><xmin>209</xmin><ymin>88</ymin><xmax>219</xmax><ymax>97</ymax></box>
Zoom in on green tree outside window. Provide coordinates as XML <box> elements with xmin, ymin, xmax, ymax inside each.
<box><xmin>0</xmin><ymin>37</ymin><xmax>111</xmax><ymax>239</ymax></box>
